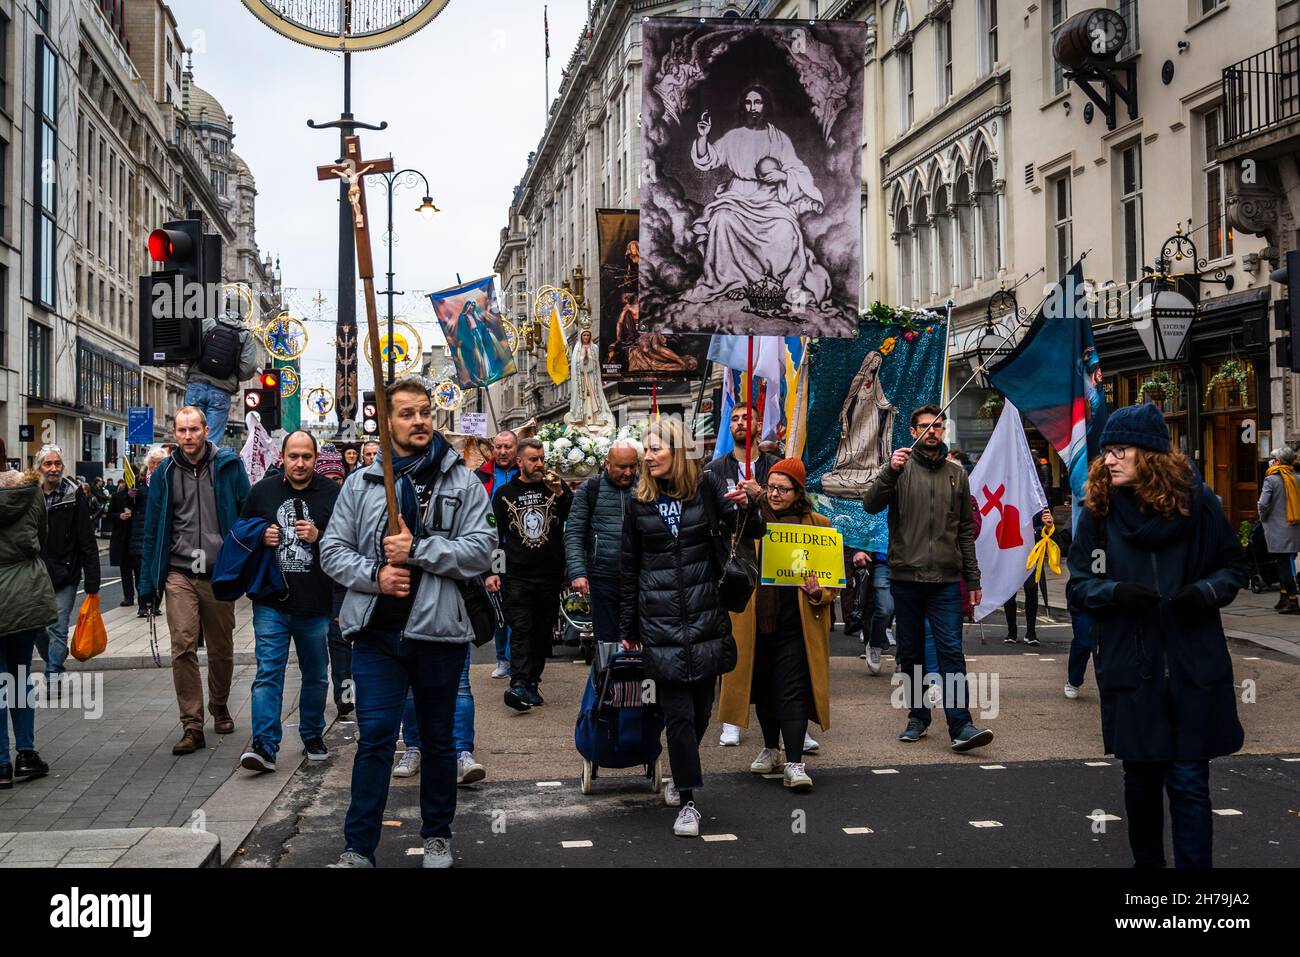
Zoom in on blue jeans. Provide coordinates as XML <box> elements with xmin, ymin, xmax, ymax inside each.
<box><xmin>589</xmin><ymin>576</ymin><xmax>621</xmax><ymax>645</ymax></box>
<box><xmin>402</xmin><ymin>645</ymin><xmax>474</xmax><ymax>754</ymax></box>
<box><xmin>327</xmin><ymin>585</ymin><xmax>351</xmax><ymax>707</ymax></box>
<box><xmin>923</xmin><ymin>622</ymin><xmax>939</xmax><ymax>683</ymax></box>
<box><xmin>493</xmin><ymin>622</ymin><xmax>511</xmax><ymax>665</ymax></box>
<box><xmin>890</xmin><ymin>580</ymin><xmax>972</xmax><ymax>735</ymax></box>
<box><xmin>1067</xmin><ymin>610</ymin><xmax>1094</xmax><ymax>689</ymax></box>
<box><xmin>0</xmin><ymin>629</ymin><xmax>39</xmax><ymax>763</ymax></box>
<box><xmin>1123</xmin><ymin>759</ymin><xmax>1213</xmax><ymax>868</ymax></box>
<box><xmin>36</xmin><ymin>584</ymin><xmax>78</xmax><ymax>678</ymax></box>
<box><xmin>344</xmin><ymin>630</ymin><xmax>464</xmax><ymax>861</ymax></box>
<box><xmin>184</xmin><ymin>380</ymin><xmax>232</xmax><ymax>445</ymax></box>
<box><xmin>867</xmin><ymin>563</ymin><xmax>894</xmax><ymax>650</ymax></box>
<box><xmin>250</xmin><ymin>606</ymin><xmax>329</xmax><ymax>759</ymax></box>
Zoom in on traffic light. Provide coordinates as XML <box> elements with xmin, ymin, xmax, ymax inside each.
<box><xmin>362</xmin><ymin>391</ymin><xmax>378</xmax><ymax>436</ymax></box>
<box><xmin>1269</xmin><ymin>250</ymin><xmax>1300</xmax><ymax>373</ymax></box>
<box><xmin>256</xmin><ymin>369</ymin><xmax>282</xmax><ymax>431</ymax></box>
<box><xmin>138</xmin><ymin>215</ymin><xmax>223</xmax><ymax>367</ymax></box>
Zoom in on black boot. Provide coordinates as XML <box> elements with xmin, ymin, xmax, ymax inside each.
<box><xmin>14</xmin><ymin>750</ymin><xmax>49</xmax><ymax>781</ymax></box>
<box><xmin>0</xmin><ymin>763</ymin><xmax>12</xmax><ymax>789</ymax></box>
<box><xmin>1275</xmin><ymin>590</ymin><xmax>1290</xmax><ymax>611</ymax></box>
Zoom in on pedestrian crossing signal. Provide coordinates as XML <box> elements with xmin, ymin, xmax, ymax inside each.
<box><xmin>362</xmin><ymin>391</ymin><xmax>378</xmax><ymax>436</ymax></box>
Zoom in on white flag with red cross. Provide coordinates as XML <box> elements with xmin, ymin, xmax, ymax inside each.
<box><xmin>970</xmin><ymin>399</ymin><xmax>1049</xmax><ymax>622</ymax></box>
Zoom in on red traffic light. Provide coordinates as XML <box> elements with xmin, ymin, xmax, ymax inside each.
<box><xmin>259</xmin><ymin>370</ymin><xmax>280</xmax><ymax>390</ymax></box>
<box><xmin>148</xmin><ymin>228</ymin><xmax>193</xmax><ymax>263</ymax></box>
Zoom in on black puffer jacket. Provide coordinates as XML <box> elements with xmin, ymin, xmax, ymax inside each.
<box><xmin>619</xmin><ymin>471</ymin><xmax>763</xmax><ymax>683</ymax></box>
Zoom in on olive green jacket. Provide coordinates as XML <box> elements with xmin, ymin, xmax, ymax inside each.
<box><xmin>862</xmin><ymin>450</ymin><xmax>981</xmax><ymax>589</ymax></box>
<box><xmin>0</xmin><ymin>471</ymin><xmax>57</xmax><ymax>637</ymax></box>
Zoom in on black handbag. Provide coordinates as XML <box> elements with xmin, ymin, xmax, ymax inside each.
<box><xmin>457</xmin><ymin>576</ymin><xmax>504</xmax><ymax>647</ymax></box>
<box><xmin>699</xmin><ymin>476</ymin><xmax>758</xmax><ymax>614</ymax></box>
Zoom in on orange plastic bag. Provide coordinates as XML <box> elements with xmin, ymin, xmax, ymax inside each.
<box><xmin>70</xmin><ymin>594</ymin><xmax>108</xmax><ymax>662</ymax></box>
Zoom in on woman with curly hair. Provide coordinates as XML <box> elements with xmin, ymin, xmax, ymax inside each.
<box><xmin>1067</xmin><ymin>403</ymin><xmax>1248</xmax><ymax>868</ymax></box>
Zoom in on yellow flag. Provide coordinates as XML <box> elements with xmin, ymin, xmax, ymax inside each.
<box><xmin>546</xmin><ymin>307</ymin><xmax>570</xmax><ymax>385</ymax></box>
<box><xmin>122</xmin><ymin>456</ymin><xmax>136</xmax><ymax>489</ymax></box>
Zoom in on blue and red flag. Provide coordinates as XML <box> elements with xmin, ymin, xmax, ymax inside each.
<box><xmin>988</xmin><ymin>260</ymin><xmax>1108</xmax><ymax>524</ymax></box>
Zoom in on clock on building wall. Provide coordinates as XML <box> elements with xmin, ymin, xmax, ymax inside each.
<box><xmin>240</xmin><ymin>0</ymin><xmax>451</xmax><ymax>51</ymax></box>
<box><xmin>1083</xmin><ymin>8</ymin><xmax>1126</xmax><ymax>59</ymax></box>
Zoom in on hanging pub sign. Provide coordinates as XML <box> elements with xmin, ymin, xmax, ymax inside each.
<box><xmin>639</xmin><ymin>17</ymin><xmax>866</xmax><ymax>338</ymax></box>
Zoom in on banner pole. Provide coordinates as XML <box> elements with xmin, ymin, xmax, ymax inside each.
<box><xmin>745</xmin><ymin>336</ymin><xmax>754</xmax><ymax>477</ymax></box>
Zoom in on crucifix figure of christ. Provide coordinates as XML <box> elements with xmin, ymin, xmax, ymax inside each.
<box><xmin>317</xmin><ymin>134</ymin><xmax>401</xmax><ymax>534</ymax></box>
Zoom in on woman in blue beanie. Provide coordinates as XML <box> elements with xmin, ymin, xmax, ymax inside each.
<box><xmin>1066</xmin><ymin>402</ymin><xmax>1248</xmax><ymax>868</ymax></box>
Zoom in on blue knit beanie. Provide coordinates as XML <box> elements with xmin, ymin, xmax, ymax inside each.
<box><xmin>1098</xmin><ymin>402</ymin><xmax>1171</xmax><ymax>453</ymax></box>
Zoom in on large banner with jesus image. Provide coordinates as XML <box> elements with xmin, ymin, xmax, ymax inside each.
<box><xmin>639</xmin><ymin>17</ymin><xmax>866</xmax><ymax>338</ymax></box>
<box><xmin>804</xmin><ymin>320</ymin><xmax>949</xmax><ymax>552</ymax></box>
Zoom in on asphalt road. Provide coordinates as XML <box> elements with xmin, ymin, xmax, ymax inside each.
<box><xmin>237</xmin><ymin>748</ymin><xmax>1300</xmax><ymax>868</ymax></box>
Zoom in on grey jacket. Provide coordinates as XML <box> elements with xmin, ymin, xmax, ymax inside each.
<box><xmin>564</xmin><ymin>472</ymin><xmax>630</xmax><ymax>583</ymax></box>
<box><xmin>320</xmin><ymin>440</ymin><xmax>496</xmax><ymax>642</ymax></box>
<box><xmin>1258</xmin><ymin>471</ymin><xmax>1300</xmax><ymax>554</ymax></box>
<box><xmin>186</xmin><ymin>317</ymin><xmax>262</xmax><ymax>393</ymax></box>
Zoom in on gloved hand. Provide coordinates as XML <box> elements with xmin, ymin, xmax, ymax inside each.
<box><xmin>139</xmin><ymin>593</ymin><xmax>160</xmax><ymax>617</ymax></box>
<box><xmin>1170</xmin><ymin>583</ymin><xmax>1209</xmax><ymax>615</ymax></box>
<box><xmin>1113</xmin><ymin>582</ymin><xmax>1160</xmax><ymax>612</ymax></box>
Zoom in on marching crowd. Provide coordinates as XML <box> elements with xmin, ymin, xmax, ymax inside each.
<box><xmin>0</xmin><ymin>377</ymin><xmax>1287</xmax><ymax>869</ymax></box>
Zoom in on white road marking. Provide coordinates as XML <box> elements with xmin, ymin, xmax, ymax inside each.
<box><xmin>842</xmin><ymin>827</ymin><xmax>874</xmax><ymax>835</ymax></box>
<box><xmin>872</xmin><ymin>768</ymin><xmax>899</xmax><ymax>775</ymax></box>
<box><xmin>1084</xmin><ymin>761</ymin><xmax>1111</xmax><ymax>767</ymax></box>
<box><xmin>979</xmin><ymin>764</ymin><xmax>1006</xmax><ymax>770</ymax></box>
<box><xmin>405</xmin><ymin>848</ymin><xmax>423</xmax><ymax>856</ymax></box>
<box><xmin>1037</xmin><ymin>658</ymin><xmax>1057</xmax><ymax>662</ymax></box>
<box><xmin>536</xmin><ymin>781</ymin><xmax>563</xmax><ymax>788</ymax></box>
<box><xmin>561</xmin><ymin>840</ymin><xmax>593</xmax><ymax>848</ymax></box>
<box><xmin>701</xmin><ymin>833</ymin><xmax>737</xmax><ymax>842</ymax></box>
<box><xmin>1212</xmin><ymin>808</ymin><xmax>1243</xmax><ymax>816</ymax></box>
<box><xmin>1087</xmin><ymin>813</ymin><xmax>1122</xmax><ymax>822</ymax></box>
<box><xmin>1282</xmin><ymin>757</ymin><xmax>1300</xmax><ymax>762</ymax></box>
<box><xmin>1242</xmin><ymin>657</ymin><xmax>1261</xmax><ymax>661</ymax></box>
<box><xmin>969</xmin><ymin>820</ymin><xmax>1003</xmax><ymax>828</ymax></box>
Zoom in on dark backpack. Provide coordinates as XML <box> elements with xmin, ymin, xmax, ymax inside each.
<box><xmin>197</xmin><ymin>322</ymin><xmax>243</xmax><ymax>380</ymax></box>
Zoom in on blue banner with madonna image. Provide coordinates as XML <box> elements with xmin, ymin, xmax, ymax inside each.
<box><xmin>804</xmin><ymin>319</ymin><xmax>948</xmax><ymax>552</ymax></box>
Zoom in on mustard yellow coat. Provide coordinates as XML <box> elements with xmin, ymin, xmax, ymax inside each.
<box><xmin>718</xmin><ymin>511</ymin><xmax>837</xmax><ymax>730</ymax></box>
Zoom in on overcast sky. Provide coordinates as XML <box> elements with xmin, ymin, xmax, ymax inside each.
<box><xmin>171</xmin><ymin>0</ymin><xmax>588</xmax><ymax>396</ymax></box>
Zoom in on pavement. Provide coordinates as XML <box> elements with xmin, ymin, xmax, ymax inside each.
<box><xmin>6</xmin><ymin>567</ymin><xmax>1298</xmax><ymax>868</ymax></box>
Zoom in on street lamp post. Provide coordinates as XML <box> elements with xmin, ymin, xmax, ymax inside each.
<box><xmin>376</xmin><ymin>168</ymin><xmax>440</xmax><ymax>384</ymax></box>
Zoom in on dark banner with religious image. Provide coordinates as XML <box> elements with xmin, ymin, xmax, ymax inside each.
<box><xmin>639</xmin><ymin>17</ymin><xmax>866</xmax><ymax>338</ymax></box>
<box><xmin>596</xmin><ymin>208</ymin><xmax>708</xmax><ymax>393</ymax></box>
<box><xmin>428</xmin><ymin>276</ymin><xmax>518</xmax><ymax>388</ymax></box>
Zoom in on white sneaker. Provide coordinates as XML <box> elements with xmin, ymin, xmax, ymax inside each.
<box><xmin>422</xmin><ymin>836</ymin><xmax>453</xmax><ymax>868</ymax></box>
<box><xmin>719</xmin><ymin>723</ymin><xmax>742</xmax><ymax>747</ymax></box>
<box><xmin>456</xmin><ymin>751</ymin><xmax>486</xmax><ymax>785</ymax></box>
<box><xmin>663</xmin><ymin>779</ymin><xmax>681</xmax><ymax>807</ymax></box>
<box><xmin>491</xmin><ymin>661</ymin><xmax>511</xmax><ymax>679</ymax></box>
<box><xmin>393</xmin><ymin>748</ymin><xmax>421</xmax><ymax>778</ymax></box>
<box><xmin>866</xmin><ymin>647</ymin><xmax>882</xmax><ymax>675</ymax></box>
<box><xmin>673</xmin><ymin>801</ymin><xmax>701</xmax><ymax>838</ymax></box>
<box><xmin>783</xmin><ymin>762</ymin><xmax>813</xmax><ymax>791</ymax></box>
<box><xmin>750</xmin><ymin>747</ymin><xmax>784</xmax><ymax>774</ymax></box>
<box><xmin>1063</xmin><ymin>683</ymin><xmax>1080</xmax><ymax>700</ymax></box>
<box><xmin>802</xmin><ymin>732</ymin><xmax>819</xmax><ymax>754</ymax></box>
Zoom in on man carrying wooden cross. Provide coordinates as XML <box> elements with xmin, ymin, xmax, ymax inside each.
<box><xmin>316</xmin><ymin>137</ymin><xmax>495</xmax><ymax>870</ymax></box>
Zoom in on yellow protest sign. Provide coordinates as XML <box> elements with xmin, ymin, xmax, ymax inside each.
<box><xmin>760</xmin><ymin>523</ymin><xmax>847</xmax><ymax>588</ymax></box>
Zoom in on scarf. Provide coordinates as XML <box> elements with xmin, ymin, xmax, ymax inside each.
<box><xmin>912</xmin><ymin>442</ymin><xmax>950</xmax><ymax>470</ymax></box>
<box><xmin>389</xmin><ymin>435</ymin><xmax>448</xmax><ymax>540</ymax></box>
<box><xmin>1108</xmin><ymin>484</ymin><xmax>1219</xmax><ymax>584</ymax></box>
<box><xmin>756</xmin><ymin>501</ymin><xmax>804</xmax><ymax>633</ymax></box>
<box><xmin>1266</xmin><ymin>463</ymin><xmax>1300</xmax><ymax>525</ymax></box>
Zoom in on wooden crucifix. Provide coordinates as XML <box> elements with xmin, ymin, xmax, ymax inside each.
<box><xmin>317</xmin><ymin>135</ymin><xmax>400</xmax><ymax>534</ymax></box>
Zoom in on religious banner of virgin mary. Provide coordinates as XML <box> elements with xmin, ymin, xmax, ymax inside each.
<box><xmin>804</xmin><ymin>320</ymin><xmax>948</xmax><ymax>552</ymax></box>
<box><xmin>597</xmin><ymin>209</ymin><xmax>708</xmax><ymax>389</ymax></box>
<box><xmin>428</xmin><ymin>276</ymin><xmax>518</xmax><ymax>388</ymax></box>
<box><xmin>639</xmin><ymin>18</ymin><xmax>866</xmax><ymax>338</ymax></box>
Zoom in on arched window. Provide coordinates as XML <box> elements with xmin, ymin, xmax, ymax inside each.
<box><xmin>952</xmin><ymin>163</ymin><xmax>975</xmax><ymax>288</ymax></box>
<box><xmin>894</xmin><ymin>0</ymin><xmax>910</xmax><ymax>39</ymax></box>
<box><xmin>914</xmin><ymin>195</ymin><xmax>932</xmax><ymax>303</ymax></box>
<box><xmin>893</xmin><ymin>190</ymin><xmax>913</xmax><ymax>304</ymax></box>
<box><xmin>975</xmin><ymin>154</ymin><xmax>1002</xmax><ymax>278</ymax></box>
<box><xmin>934</xmin><ymin>182</ymin><xmax>953</xmax><ymax>295</ymax></box>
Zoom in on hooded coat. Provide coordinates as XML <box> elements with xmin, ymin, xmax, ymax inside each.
<box><xmin>0</xmin><ymin>471</ymin><xmax>57</xmax><ymax>638</ymax></box>
<box><xmin>1066</xmin><ymin>482</ymin><xmax>1248</xmax><ymax>762</ymax></box>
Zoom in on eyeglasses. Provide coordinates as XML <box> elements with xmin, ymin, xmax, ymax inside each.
<box><xmin>1102</xmin><ymin>446</ymin><xmax>1131</xmax><ymax>460</ymax></box>
<box><xmin>764</xmin><ymin>484</ymin><xmax>795</xmax><ymax>495</ymax></box>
